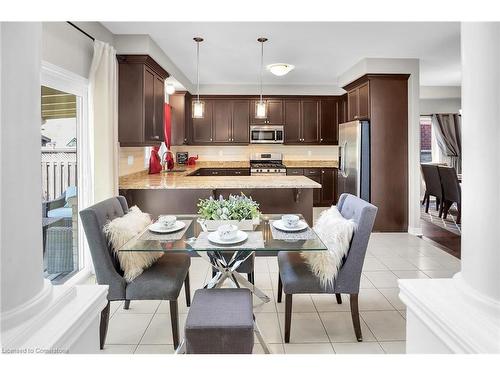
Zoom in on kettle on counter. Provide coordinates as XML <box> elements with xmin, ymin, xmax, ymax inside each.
<box><xmin>187</xmin><ymin>155</ymin><xmax>199</xmax><ymax>166</ymax></box>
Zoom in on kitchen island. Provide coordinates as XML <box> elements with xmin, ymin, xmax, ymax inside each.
<box><xmin>119</xmin><ymin>162</ymin><xmax>324</xmax><ymax>224</ymax></box>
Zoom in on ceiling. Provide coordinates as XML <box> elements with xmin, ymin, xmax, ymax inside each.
<box><xmin>103</xmin><ymin>22</ymin><xmax>461</xmax><ymax>88</ymax></box>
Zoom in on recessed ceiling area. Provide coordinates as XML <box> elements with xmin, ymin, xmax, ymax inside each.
<box><xmin>103</xmin><ymin>22</ymin><xmax>461</xmax><ymax>88</ymax></box>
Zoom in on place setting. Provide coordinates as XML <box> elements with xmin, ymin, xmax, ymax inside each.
<box><xmin>269</xmin><ymin>214</ymin><xmax>316</xmax><ymax>240</ymax></box>
<box><xmin>139</xmin><ymin>215</ymin><xmax>192</xmax><ymax>241</ymax></box>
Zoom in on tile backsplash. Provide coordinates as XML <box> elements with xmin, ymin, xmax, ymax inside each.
<box><xmin>119</xmin><ymin>145</ymin><xmax>338</xmax><ymax>176</ymax></box>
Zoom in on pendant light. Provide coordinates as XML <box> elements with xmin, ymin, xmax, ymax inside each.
<box><xmin>192</xmin><ymin>37</ymin><xmax>204</xmax><ymax>119</ymax></box>
<box><xmin>255</xmin><ymin>37</ymin><xmax>268</xmax><ymax>119</ymax></box>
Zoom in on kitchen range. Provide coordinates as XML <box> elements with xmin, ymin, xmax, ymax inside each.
<box><xmin>250</xmin><ymin>153</ymin><xmax>286</xmax><ymax>176</ymax></box>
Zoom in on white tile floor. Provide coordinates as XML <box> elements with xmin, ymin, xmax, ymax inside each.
<box><xmin>97</xmin><ymin>208</ymin><xmax>461</xmax><ymax>354</ymax></box>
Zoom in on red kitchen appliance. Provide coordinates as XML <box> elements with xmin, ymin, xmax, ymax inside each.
<box><xmin>187</xmin><ymin>155</ymin><xmax>199</xmax><ymax>166</ymax></box>
<box><xmin>148</xmin><ymin>145</ymin><xmax>162</xmax><ymax>174</ymax></box>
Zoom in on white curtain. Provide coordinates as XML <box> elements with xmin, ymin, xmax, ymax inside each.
<box><xmin>88</xmin><ymin>40</ymin><xmax>118</xmax><ymax>202</ymax></box>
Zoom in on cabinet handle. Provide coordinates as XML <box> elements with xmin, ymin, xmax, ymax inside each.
<box><xmin>320</xmin><ymin>138</ymin><xmax>323</xmax><ymax>142</ymax></box>
<box><xmin>210</xmin><ymin>138</ymin><xmax>213</xmax><ymax>142</ymax></box>
<box><xmin>151</xmin><ymin>135</ymin><xmax>160</xmax><ymax>140</ymax></box>
<box><xmin>322</xmin><ymin>170</ymin><xmax>325</xmax><ymax>174</ymax></box>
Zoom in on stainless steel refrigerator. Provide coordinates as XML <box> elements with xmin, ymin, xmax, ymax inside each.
<box><xmin>337</xmin><ymin>120</ymin><xmax>371</xmax><ymax>202</ymax></box>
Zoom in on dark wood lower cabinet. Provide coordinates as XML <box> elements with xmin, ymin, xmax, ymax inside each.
<box><xmin>189</xmin><ymin>168</ymin><xmax>250</xmax><ymax>176</ymax></box>
<box><xmin>287</xmin><ymin>168</ymin><xmax>337</xmax><ymax>207</ymax></box>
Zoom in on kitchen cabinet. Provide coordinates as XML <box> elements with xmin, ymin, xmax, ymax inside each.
<box><xmin>343</xmin><ymin>74</ymin><xmax>410</xmax><ymax>231</ymax></box>
<box><xmin>284</xmin><ymin>100</ymin><xmax>301</xmax><ymax>143</ymax></box>
<box><xmin>347</xmin><ymin>82</ymin><xmax>370</xmax><ymax>121</ymax></box>
<box><xmin>213</xmin><ymin>100</ymin><xmax>232</xmax><ymax>143</ymax></box>
<box><xmin>319</xmin><ymin>99</ymin><xmax>338</xmax><ymax>144</ymax></box>
<box><xmin>117</xmin><ymin>55</ymin><xmax>169</xmax><ymax>146</ymax></box>
<box><xmin>169</xmin><ymin>91</ymin><xmax>191</xmax><ymax>145</ymax></box>
<box><xmin>231</xmin><ymin>100</ymin><xmax>250</xmax><ymax>143</ymax></box>
<box><xmin>191</xmin><ymin>99</ymin><xmax>214</xmax><ymax>143</ymax></box>
<box><xmin>301</xmin><ymin>100</ymin><xmax>320</xmax><ymax>143</ymax></box>
<box><xmin>190</xmin><ymin>168</ymin><xmax>250</xmax><ymax>176</ymax></box>
<box><xmin>288</xmin><ymin>167</ymin><xmax>337</xmax><ymax>206</ymax></box>
<box><xmin>319</xmin><ymin>168</ymin><xmax>337</xmax><ymax>206</ymax></box>
<box><xmin>284</xmin><ymin>99</ymin><xmax>320</xmax><ymax>144</ymax></box>
<box><xmin>338</xmin><ymin>94</ymin><xmax>348</xmax><ymax>125</ymax></box>
<box><xmin>250</xmin><ymin>99</ymin><xmax>284</xmax><ymax>125</ymax></box>
<box><xmin>189</xmin><ymin>99</ymin><xmax>249</xmax><ymax>144</ymax></box>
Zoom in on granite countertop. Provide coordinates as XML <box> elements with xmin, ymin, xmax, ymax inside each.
<box><xmin>119</xmin><ymin>160</ymin><xmax>336</xmax><ymax>190</ymax></box>
<box><xmin>119</xmin><ymin>162</ymin><xmax>320</xmax><ymax>190</ymax></box>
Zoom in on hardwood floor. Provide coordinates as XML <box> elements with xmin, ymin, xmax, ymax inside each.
<box><xmin>420</xmin><ymin>219</ymin><xmax>461</xmax><ymax>259</ymax></box>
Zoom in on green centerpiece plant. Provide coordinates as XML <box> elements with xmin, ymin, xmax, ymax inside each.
<box><xmin>197</xmin><ymin>194</ymin><xmax>261</xmax><ymax>230</ymax></box>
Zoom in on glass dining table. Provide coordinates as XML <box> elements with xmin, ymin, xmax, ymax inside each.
<box><xmin>118</xmin><ymin>213</ymin><xmax>328</xmax><ymax>354</ymax></box>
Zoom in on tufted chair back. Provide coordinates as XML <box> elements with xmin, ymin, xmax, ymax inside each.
<box><xmin>80</xmin><ymin>196</ymin><xmax>129</xmax><ymax>300</ymax></box>
<box><xmin>333</xmin><ymin>193</ymin><xmax>378</xmax><ymax>294</ymax></box>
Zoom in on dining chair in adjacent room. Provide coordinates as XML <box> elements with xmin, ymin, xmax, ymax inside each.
<box><xmin>421</xmin><ymin>164</ymin><xmax>444</xmax><ymax>215</ymax></box>
<box><xmin>277</xmin><ymin>193</ymin><xmax>378</xmax><ymax>343</ymax></box>
<box><xmin>80</xmin><ymin>196</ymin><xmax>191</xmax><ymax>349</ymax></box>
<box><xmin>438</xmin><ymin>166</ymin><xmax>462</xmax><ymax>224</ymax></box>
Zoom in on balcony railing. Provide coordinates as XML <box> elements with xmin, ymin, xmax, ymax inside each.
<box><xmin>41</xmin><ymin>148</ymin><xmax>77</xmax><ymax>200</ymax></box>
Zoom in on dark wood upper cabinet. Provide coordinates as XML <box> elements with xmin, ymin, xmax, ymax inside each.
<box><xmin>284</xmin><ymin>100</ymin><xmax>301</xmax><ymax>143</ymax></box>
<box><xmin>319</xmin><ymin>99</ymin><xmax>337</xmax><ymax>144</ymax></box>
<box><xmin>347</xmin><ymin>82</ymin><xmax>370</xmax><ymax>121</ymax></box>
<box><xmin>117</xmin><ymin>55</ymin><xmax>168</xmax><ymax>146</ymax></box>
<box><xmin>169</xmin><ymin>91</ymin><xmax>191</xmax><ymax>145</ymax></box>
<box><xmin>188</xmin><ymin>98</ymin><xmax>250</xmax><ymax>144</ymax></box>
<box><xmin>301</xmin><ymin>100</ymin><xmax>320</xmax><ymax>143</ymax></box>
<box><xmin>338</xmin><ymin>94</ymin><xmax>348</xmax><ymax>125</ymax></box>
<box><xmin>231</xmin><ymin>100</ymin><xmax>250</xmax><ymax>143</ymax></box>
<box><xmin>184</xmin><ymin>95</ymin><xmax>341</xmax><ymax>145</ymax></box>
<box><xmin>192</xmin><ymin>99</ymin><xmax>213</xmax><ymax>143</ymax></box>
<box><xmin>250</xmin><ymin>99</ymin><xmax>284</xmax><ymax>125</ymax></box>
<box><xmin>213</xmin><ymin>100</ymin><xmax>232</xmax><ymax>142</ymax></box>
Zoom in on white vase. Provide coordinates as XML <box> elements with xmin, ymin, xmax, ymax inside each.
<box><xmin>201</xmin><ymin>217</ymin><xmax>260</xmax><ymax>231</ymax></box>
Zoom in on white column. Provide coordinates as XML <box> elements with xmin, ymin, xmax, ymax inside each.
<box><xmin>0</xmin><ymin>22</ymin><xmax>53</xmax><ymax>325</ymax></box>
<box><xmin>399</xmin><ymin>23</ymin><xmax>500</xmax><ymax>353</ymax></box>
<box><xmin>1</xmin><ymin>23</ymin><xmax>108</xmax><ymax>353</ymax></box>
<box><xmin>460</xmin><ymin>22</ymin><xmax>500</xmax><ymax>304</ymax></box>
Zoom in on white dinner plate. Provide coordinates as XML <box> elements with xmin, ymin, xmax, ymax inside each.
<box><xmin>272</xmin><ymin>219</ymin><xmax>309</xmax><ymax>232</ymax></box>
<box><xmin>149</xmin><ymin>221</ymin><xmax>186</xmax><ymax>234</ymax></box>
<box><xmin>207</xmin><ymin>230</ymin><xmax>248</xmax><ymax>245</ymax></box>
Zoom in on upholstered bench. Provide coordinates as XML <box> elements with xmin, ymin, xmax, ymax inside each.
<box><xmin>184</xmin><ymin>288</ymin><xmax>254</xmax><ymax>354</ymax></box>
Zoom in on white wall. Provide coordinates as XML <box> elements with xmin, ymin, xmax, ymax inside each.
<box><xmin>114</xmin><ymin>34</ymin><xmax>195</xmax><ymax>93</ymax></box>
<box><xmin>420</xmin><ymin>98</ymin><xmax>461</xmax><ymax>114</ymax></box>
<box><xmin>42</xmin><ymin>22</ymin><xmax>114</xmax><ymax>79</ymax></box>
<box><xmin>420</xmin><ymin>85</ymin><xmax>461</xmax><ymax>114</ymax></box>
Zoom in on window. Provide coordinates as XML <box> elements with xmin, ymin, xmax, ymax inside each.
<box><xmin>420</xmin><ymin>116</ymin><xmax>432</xmax><ymax>163</ymax></box>
<box><xmin>41</xmin><ymin>61</ymin><xmax>92</xmax><ymax>285</ymax></box>
<box><xmin>41</xmin><ymin>86</ymin><xmax>79</xmax><ymax>283</ymax></box>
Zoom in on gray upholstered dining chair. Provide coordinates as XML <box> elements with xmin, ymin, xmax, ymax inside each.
<box><xmin>79</xmin><ymin>196</ymin><xmax>191</xmax><ymax>349</ymax></box>
<box><xmin>277</xmin><ymin>193</ymin><xmax>378</xmax><ymax>343</ymax></box>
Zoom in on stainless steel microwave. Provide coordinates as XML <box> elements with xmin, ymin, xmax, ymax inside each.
<box><xmin>250</xmin><ymin>125</ymin><xmax>284</xmax><ymax>144</ymax></box>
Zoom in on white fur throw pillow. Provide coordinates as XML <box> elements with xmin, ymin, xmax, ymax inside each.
<box><xmin>301</xmin><ymin>206</ymin><xmax>356</xmax><ymax>288</ymax></box>
<box><xmin>103</xmin><ymin>206</ymin><xmax>163</xmax><ymax>282</ymax></box>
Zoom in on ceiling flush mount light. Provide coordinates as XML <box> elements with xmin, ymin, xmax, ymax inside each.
<box><xmin>255</xmin><ymin>37</ymin><xmax>268</xmax><ymax>119</ymax></box>
<box><xmin>166</xmin><ymin>83</ymin><xmax>176</xmax><ymax>95</ymax></box>
<box><xmin>267</xmin><ymin>63</ymin><xmax>295</xmax><ymax>76</ymax></box>
<box><xmin>192</xmin><ymin>37</ymin><xmax>204</xmax><ymax>119</ymax></box>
